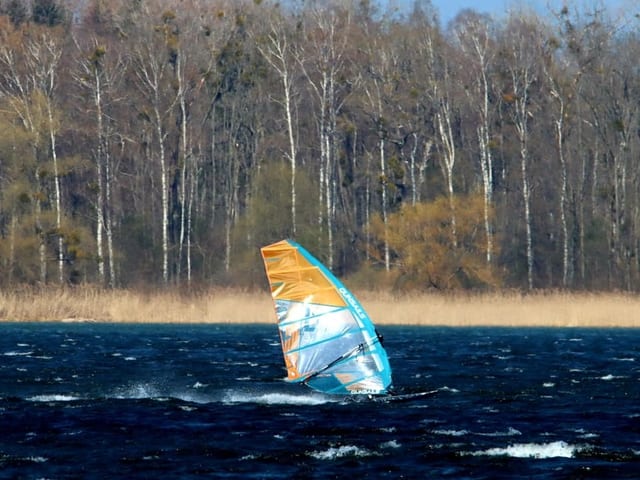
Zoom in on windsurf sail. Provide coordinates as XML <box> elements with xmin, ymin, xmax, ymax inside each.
<box><xmin>260</xmin><ymin>239</ymin><xmax>392</xmax><ymax>395</ymax></box>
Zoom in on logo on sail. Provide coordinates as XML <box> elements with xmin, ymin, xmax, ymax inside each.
<box><xmin>339</xmin><ymin>287</ymin><xmax>367</xmax><ymax>320</ymax></box>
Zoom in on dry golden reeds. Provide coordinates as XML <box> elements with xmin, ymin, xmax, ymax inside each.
<box><xmin>357</xmin><ymin>290</ymin><xmax>640</xmax><ymax>328</ymax></box>
<box><xmin>1</xmin><ymin>286</ymin><xmax>639</xmax><ymax>327</ymax></box>
<box><xmin>0</xmin><ymin>287</ymin><xmax>272</xmax><ymax>324</ymax></box>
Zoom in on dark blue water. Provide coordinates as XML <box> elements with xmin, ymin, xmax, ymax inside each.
<box><xmin>1</xmin><ymin>323</ymin><xmax>639</xmax><ymax>479</ymax></box>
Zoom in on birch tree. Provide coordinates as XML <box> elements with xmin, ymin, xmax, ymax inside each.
<box><xmin>501</xmin><ymin>15</ymin><xmax>544</xmax><ymax>290</ymax></box>
<box><xmin>0</xmin><ymin>26</ymin><xmax>65</xmax><ymax>284</ymax></box>
<box><xmin>73</xmin><ymin>37</ymin><xmax>124</xmax><ymax>287</ymax></box>
<box><xmin>455</xmin><ymin>13</ymin><xmax>496</xmax><ymax>263</ymax></box>
<box><xmin>553</xmin><ymin>5</ymin><xmax>610</xmax><ymax>288</ymax></box>
<box><xmin>157</xmin><ymin>9</ymin><xmax>199</xmax><ymax>284</ymax></box>
<box><xmin>256</xmin><ymin>11</ymin><xmax>299</xmax><ymax>236</ymax></box>
<box><xmin>298</xmin><ymin>5</ymin><xmax>352</xmax><ymax>269</ymax></box>
<box><xmin>131</xmin><ymin>12</ymin><xmax>179</xmax><ymax>284</ymax></box>
<box><xmin>595</xmin><ymin>56</ymin><xmax>638</xmax><ymax>289</ymax></box>
<box><xmin>543</xmin><ymin>54</ymin><xmax>574</xmax><ymax>288</ymax></box>
<box><xmin>359</xmin><ymin>22</ymin><xmax>410</xmax><ymax>272</ymax></box>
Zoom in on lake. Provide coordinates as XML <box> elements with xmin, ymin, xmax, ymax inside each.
<box><xmin>1</xmin><ymin>323</ymin><xmax>639</xmax><ymax>478</ymax></box>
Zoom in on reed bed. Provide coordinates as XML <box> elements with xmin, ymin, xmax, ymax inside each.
<box><xmin>357</xmin><ymin>291</ymin><xmax>640</xmax><ymax>328</ymax></box>
<box><xmin>0</xmin><ymin>287</ymin><xmax>272</xmax><ymax>324</ymax></box>
<box><xmin>1</xmin><ymin>287</ymin><xmax>640</xmax><ymax>327</ymax></box>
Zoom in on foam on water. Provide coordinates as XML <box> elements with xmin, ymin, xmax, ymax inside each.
<box><xmin>477</xmin><ymin>427</ymin><xmax>522</xmax><ymax>437</ymax></box>
<box><xmin>110</xmin><ymin>382</ymin><xmax>216</xmax><ymax>404</ymax></box>
<box><xmin>466</xmin><ymin>440</ymin><xmax>579</xmax><ymax>459</ymax></box>
<box><xmin>27</xmin><ymin>456</ymin><xmax>48</xmax><ymax>463</ymax></box>
<box><xmin>3</xmin><ymin>351</ymin><xmax>34</xmax><ymax>357</ymax></box>
<box><xmin>380</xmin><ymin>440</ymin><xmax>401</xmax><ymax>449</ymax></box>
<box><xmin>434</xmin><ymin>427</ymin><xmax>522</xmax><ymax>438</ymax></box>
<box><xmin>113</xmin><ymin>383</ymin><xmax>161</xmax><ymax>399</ymax></box>
<box><xmin>23</xmin><ymin>383</ymin><xmax>299</xmax><ymax>405</ymax></box>
<box><xmin>223</xmin><ymin>390</ymin><xmax>337</xmax><ymax>406</ymax></box>
<box><xmin>309</xmin><ymin>445</ymin><xmax>378</xmax><ymax>460</ymax></box>
<box><xmin>27</xmin><ymin>394</ymin><xmax>81</xmax><ymax>402</ymax></box>
<box><xmin>433</xmin><ymin>429</ymin><xmax>468</xmax><ymax>437</ymax></box>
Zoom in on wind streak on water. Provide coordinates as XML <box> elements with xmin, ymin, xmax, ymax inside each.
<box><xmin>1</xmin><ymin>323</ymin><xmax>639</xmax><ymax>479</ymax></box>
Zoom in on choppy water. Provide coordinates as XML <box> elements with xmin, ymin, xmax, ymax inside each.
<box><xmin>1</xmin><ymin>323</ymin><xmax>639</xmax><ymax>479</ymax></box>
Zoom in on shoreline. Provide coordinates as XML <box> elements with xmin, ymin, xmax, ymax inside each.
<box><xmin>1</xmin><ymin>288</ymin><xmax>640</xmax><ymax>328</ymax></box>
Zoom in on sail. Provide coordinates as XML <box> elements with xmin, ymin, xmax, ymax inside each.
<box><xmin>260</xmin><ymin>239</ymin><xmax>392</xmax><ymax>395</ymax></box>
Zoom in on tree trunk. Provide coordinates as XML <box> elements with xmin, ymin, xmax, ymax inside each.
<box><xmin>45</xmin><ymin>100</ymin><xmax>64</xmax><ymax>284</ymax></box>
<box><xmin>379</xmin><ymin>134</ymin><xmax>390</xmax><ymax>272</ymax></box>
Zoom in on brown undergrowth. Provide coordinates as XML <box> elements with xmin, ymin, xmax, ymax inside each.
<box><xmin>1</xmin><ymin>286</ymin><xmax>640</xmax><ymax>327</ymax></box>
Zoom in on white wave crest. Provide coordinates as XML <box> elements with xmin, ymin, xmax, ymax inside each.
<box><xmin>111</xmin><ymin>383</ymin><xmax>209</xmax><ymax>404</ymax></box>
<box><xmin>433</xmin><ymin>429</ymin><xmax>468</xmax><ymax>437</ymax></box>
<box><xmin>477</xmin><ymin>427</ymin><xmax>522</xmax><ymax>437</ymax></box>
<box><xmin>27</xmin><ymin>456</ymin><xmax>48</xmax><ymax>463</ymax></box>
<box><xmin>223</xmin><ymin>391</ymin><xmax>336</xmax><ymax>406</ymax></box>
<box><xmin>27</xmin><ymin>394</ymin><xmax>81</xmax><ymax>402</ymax></box>
<box><xmin>380</xmin><ymin>440</ymin><xmax>401</xmax><ymax>449</ymax></box>
<box><xmin>467</xmin><ymin>440</ymin><xmax>578</xmax><ymax>459</ymax></box>
<box><xmin>113</xmin><ymin>383</ymin><xmax>160</xmax><ymax>399</ymax></box>
<box><xmin>309</xmin><ymin>445</ymin><xmax>377</xmax><ymax>460</ymax></box>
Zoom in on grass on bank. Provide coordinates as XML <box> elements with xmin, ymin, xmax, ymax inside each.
<box><xmin>1</xmin><ymin>287</ymin><xmax>640</xmax><ymax>327</ymax></box>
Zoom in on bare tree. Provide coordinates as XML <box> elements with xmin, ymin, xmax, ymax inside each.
<box><xmin>0</xmin><ymin>26</ymin><xmax>65</xmax><ymax>284</ymax></box>
<box><xmin>543</xmin><ymin>57</ymin><xmax>573</xmax><ymax>288</ymax></box>
<box><xmin>297</xmin><ymin>5</ymin><xmax>352</xmax><ymax>269</ymax></box>
<box><xmin>73</xmin><ymin>36</ymin><xmax>125</xmax><ymax>287</ymax></box>
<box><xmin>130</xmin><ymin>11</ymin><xmax>180</xmax><ymax>284</ymax></box>
<box><xmin>455</xmin><ymin>13</ymin><xmax>496</xmax><ymax>263</ymax></box>
<box><xmin>500</xmin><ymin>15</ymin><xmax>544</xmax><ymax>290</ymax></box>
<box><xmin>256</xmin><ymin>11</ymin><xmax>299</xmax><ymax>236</ymax></box>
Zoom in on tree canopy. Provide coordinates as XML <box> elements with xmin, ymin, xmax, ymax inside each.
<box><xmin>0</xmin><ymin>0</ymin><xmax>639</xmax><ymax>292</ymax></box>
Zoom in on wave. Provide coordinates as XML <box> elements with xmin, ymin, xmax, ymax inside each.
<box><xmin>112</xmin><ymin>383</ymin><xmax>162</xmax><ymax>400</ymax></box>
<box><xmin>21</xmin><ymin>382</ymin><xmax>214</xmax><ymax>404</ymax></box>
<box><xmin>433</xmin><ymin>426</ymin><xmax>521</xmax><ymax>438</ymax></box>
<box><xmin>27</xmin><ymin>394</ymin><xmax>82</xmax><ymax>402</ymax></box>
<box><xmin>111</xmin><ymin>382</ymin><xmax>220</xmax><ymax>404</ymax></box>
<box><xmin>308</xmin><ymin>445</ymin><xmax>378</xmax><ymax>460</ymax></box>
<box><xmin>476</xmin><ymin>427</ymin><xmax>522</xmax><ymax>437</ymax></box>
<box><xmin>465</xmin><ymin>440</ymin><xmax>580</xmax><ymax>459</ymax></box>
<box><xmin>3</xmin><ymin>350</ymin><xmax>34</xmax><ymax>356</ymax></box>
<box><xmin>222</xmin><ymin>390</ymin><xmax>338</xmax><ymax>406</ymax></box>
<box><xmin>20</xmin><ymin>382</ymin><xmax>339</xmax><ymax>406</ymax></box>
<box><xmin>433</xmin><ymin>429</ymin><xmax>468</xmax><ymax>437</ymax></box>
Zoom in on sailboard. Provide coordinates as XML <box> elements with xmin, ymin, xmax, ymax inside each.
<box><xmin>260</xmin><ymin>239</ymin><xmax>392</xmax><ymax>395</ymax></box>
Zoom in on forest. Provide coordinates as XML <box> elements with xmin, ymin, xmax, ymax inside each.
<box><xmin>0</xmin><ymin>0</ymin><xmax>639</xmax><ymax>292</ymax></box>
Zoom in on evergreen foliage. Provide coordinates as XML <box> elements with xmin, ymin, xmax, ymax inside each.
<box><xmin>32</xmin><ymin>0</ymin><xmax>66</xmax><ymax>26</ymax></box>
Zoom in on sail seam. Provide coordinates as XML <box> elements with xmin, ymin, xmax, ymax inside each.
<box><xmin>278</xmin><ymin>306</ymin><xmax>348</xmax><ymax>327</ymax></box>
<box><xmin>301</xmin><ymin>337</ymin><xmax>381</xmax><ymax>383</ymax></box>
<box><xmin>285</xmin><ymin>329</ymin><xmax>361</xmax><ymax>354</ymax></box>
